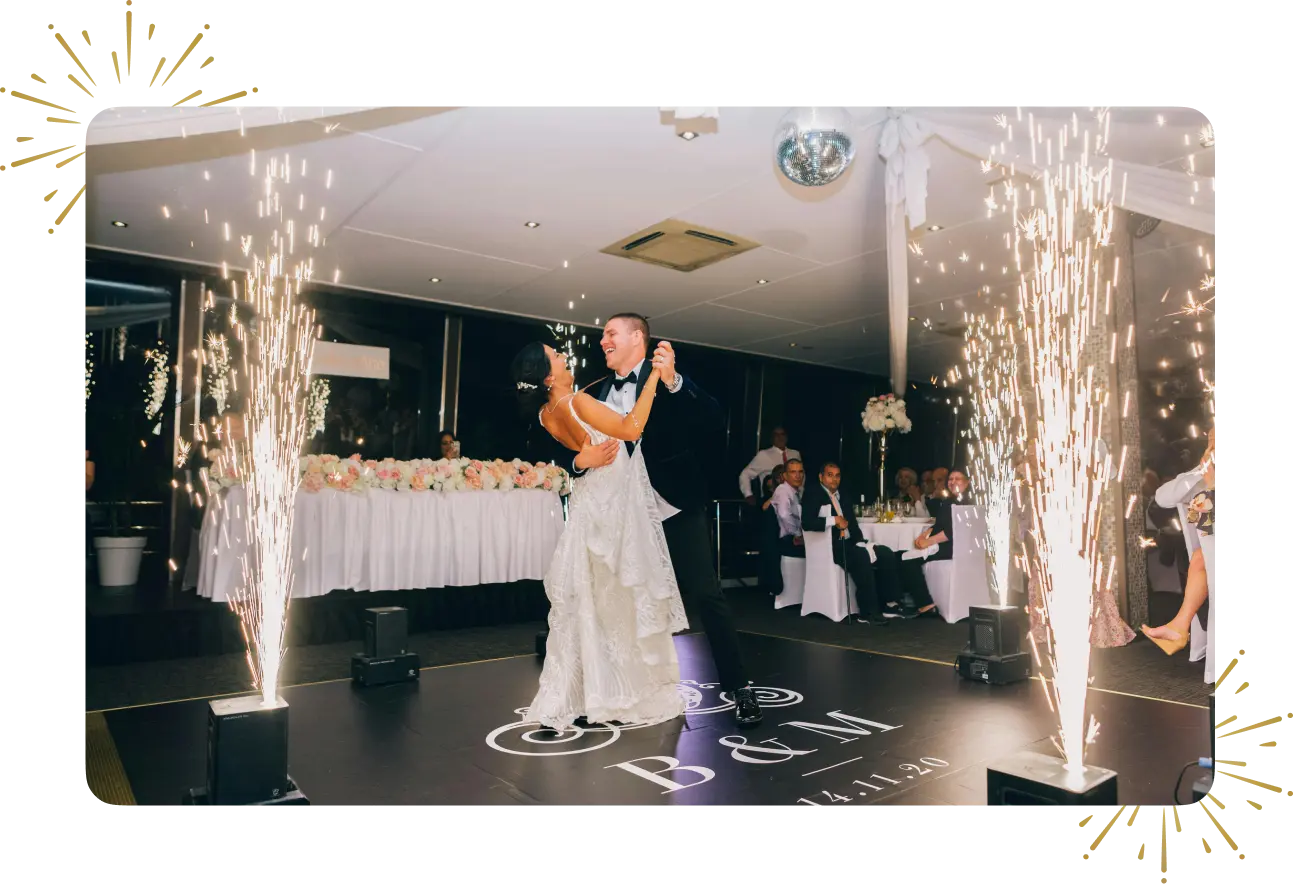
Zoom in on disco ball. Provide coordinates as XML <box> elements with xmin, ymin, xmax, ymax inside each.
<box><xmin>774</xmin><ymin>108</ymin><xmax>856</xmax><ymax>187</ymax></box>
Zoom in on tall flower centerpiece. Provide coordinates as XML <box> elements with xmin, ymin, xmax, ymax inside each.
<box><xmin>862</xmin><ymin>393</ymin><xmax>912</xmax><ymax>501</ymax></box>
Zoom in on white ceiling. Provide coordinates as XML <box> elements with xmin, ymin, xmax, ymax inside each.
<box><xmin>85</xmin><ymin>106</ymin><xmax>1214</xmax><ymax>380</ymax></box>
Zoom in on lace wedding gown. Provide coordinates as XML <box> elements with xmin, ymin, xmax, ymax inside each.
<box><xmin>523</xmin><ymin>400</ymin><xmax>689</xmax><ymax>731</ymax></box>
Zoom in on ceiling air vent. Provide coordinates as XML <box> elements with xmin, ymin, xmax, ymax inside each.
<box><xmin>600</xmin><ymin>219</ymin><xmax>760</xmax><ymax>272</ymax></box>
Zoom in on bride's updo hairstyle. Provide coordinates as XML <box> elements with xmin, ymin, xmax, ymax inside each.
<box><xmin>511</xmin><ymin>341</ymin><xmax>551</xmax><ymax>416</ymax></box>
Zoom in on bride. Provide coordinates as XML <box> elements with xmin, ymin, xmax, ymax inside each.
<box><xmin>510</xmin><ymin>341</ymin><xmax>688</xmax><ymax>731</ymax></box>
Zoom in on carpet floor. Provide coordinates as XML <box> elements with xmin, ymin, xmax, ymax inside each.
<box><xmin>85</xmin><ymin>586</ymin><xmax>1210</xmax><ymax>711</ymax></box>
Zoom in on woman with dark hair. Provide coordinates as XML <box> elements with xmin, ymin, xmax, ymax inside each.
<box><xmin>438</xmin><ymin>429</ymin><xmax>459</xmax><ymax>459</ymax></box>
<box><xmin>510</xmin><ymin>340</ymin><xmax>687</xmax><ymax>731</ymax></box>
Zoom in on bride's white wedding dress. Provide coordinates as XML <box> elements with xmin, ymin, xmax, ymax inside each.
<box><xmin>523</xmin><ymin>399</ymin><xmax>689</xmax><ymax>731</ymax></box>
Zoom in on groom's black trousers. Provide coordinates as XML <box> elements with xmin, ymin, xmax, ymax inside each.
<box><xmin>662</xmin><ymin>506</ymin><xmax>749</xmax><ymax>692</ymax></box>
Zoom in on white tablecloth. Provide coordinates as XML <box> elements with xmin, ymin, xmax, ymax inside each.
<box><xmin>195</xmin><ymin>486</ymin><xmax>565</xmax><ymax>602</ymax></box>
<box><xmin>857</xmin><ymin>518</ymin><xmax>935</xmax><ymax>551</ymax></box>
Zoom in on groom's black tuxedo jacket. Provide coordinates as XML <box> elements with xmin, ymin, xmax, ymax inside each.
<box><xmin>526</xmin><ymin>369</ymin><xmax>723</xmax><ymax>513</ymax></box>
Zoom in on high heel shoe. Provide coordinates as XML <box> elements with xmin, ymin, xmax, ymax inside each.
<box><xmin>1140</xmin><ymin>624</ymin><xmax>1188</xmax><ymax>656</ymax></box>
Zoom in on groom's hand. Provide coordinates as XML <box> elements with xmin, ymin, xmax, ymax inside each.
<box><xmin>574</xmin><ymin>439</ymin><xmax>619</xmax><ymax>471</ymax></box>
<box><xmin>652</xmin><ymin>341</ymin><xmax>677</xmax><ymax>388</ymax></box>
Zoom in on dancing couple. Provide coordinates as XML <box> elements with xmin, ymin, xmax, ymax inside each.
<box><xmin>510</xmin><ymin>313</ymin><xmax>761</xmax><ymax>731</ymax></box>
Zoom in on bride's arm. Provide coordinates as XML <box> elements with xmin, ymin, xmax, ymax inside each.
<box><xmin>572</xmin><ymin>369</ymin><xmax>661</xmax><ymax>442</ymax></box>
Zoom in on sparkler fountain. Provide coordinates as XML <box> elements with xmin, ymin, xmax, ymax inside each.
<box><xmin>985</xmin><ymin>110</ymin><xmax>1120</xmax><ymax>803</ymax></box>
<box><xmin>962</xmin><ymin>310</ymin><xmax>1024</xmax><ymax>606</ymax></box>
<box><xmin>186</xmin><ymin>150</ymin><xmax>324</xmax><ymax>805</ymax></box>
<box><xmin>954</xmin><ymin>311</ymin><xmax>1033</xmax><ymax>687</ymax></box>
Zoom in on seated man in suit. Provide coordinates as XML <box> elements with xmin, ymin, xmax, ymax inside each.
<box><xmin>801</xmin><ymin>462</ymin><xmax>903</xmax><ymax>625</ymax></box>
<box><xmin>898</xmin><ymin>468</ymin><xmax>972</xmax><ymax>617</ymax></box>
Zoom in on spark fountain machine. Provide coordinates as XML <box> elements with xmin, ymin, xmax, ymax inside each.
<box><xmin>352</xmin><ymin>606</ymin><xmax>420</xmax><ymax>686</ymax></box>
<box><xmin>955</xmin><ymin>604</ymin><xmax>1032</xmax><ymax>685</ymax></box>
<box><xmin>184</xmin><ymin>695</ymin><xmax>308</xmax><ymax>805</ymax></box>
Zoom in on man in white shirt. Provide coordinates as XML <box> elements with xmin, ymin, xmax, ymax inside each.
<box><xmin>740</xmin><ymin>427</ymin><xmax>801</xmax><ymax>505</ymax></box>
<box><xmin>770</xmin><ymin>458</ymin><xmax>807</xmax><ymax>557</ymax></box>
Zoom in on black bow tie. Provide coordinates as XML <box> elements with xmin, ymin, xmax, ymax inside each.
<box><xmin>612</xmin><ymin>372</ymin><xmax>638</xmax><ymax>390</ymax></box>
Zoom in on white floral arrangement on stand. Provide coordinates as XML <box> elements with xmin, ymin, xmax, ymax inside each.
<box><xmin>862</xmin><ymin>393</ymin><xmax>912</xmax><ymax>502</ymax></box>
<box><xmin>862</xmin><ymin>393</ymin><xmax>913</xmax><ymax>433</ymax></box>
<box><xmin>203</xmin><ymin>450</ymin><xmax>572</xmax><ymax>497</ymax></box>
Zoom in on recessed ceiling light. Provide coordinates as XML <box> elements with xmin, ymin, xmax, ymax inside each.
<box><xmin>928</xmin><ymin>225</ymin><xmax>942</xmax><ymax>231</ymax></box>
<box><xmin>524</xmin><ymin>221</ymin><xmax>540</xmax><ymax>228</ymax></box>
<box><xmin>429</xmin><ymin>277</ymin><xmax>441</xmax><ymax>283</ymax></box>
<box><xmin>757</xmin><ymin>279</ymin><xmax>769</xmax><ymax>285</ymax></box>
<box><xmin>678</xmin><ymin>131</ymin><xmax>698</xmax><ymax>141</ymax></box>
<box><xmin>111</xmin><ymin>220</ymin><xmax>128</xmax><ymax>228</ymax></box>
<box><xmin>789</xmin><ymin>342</ymin><xmax>798</xmax><ymax>348</ymax></box>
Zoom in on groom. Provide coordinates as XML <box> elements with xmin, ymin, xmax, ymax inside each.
<box><xmin>541</xmin><ymin>312</ymin><xmax>762</xmax><ymax>728</ymax></box>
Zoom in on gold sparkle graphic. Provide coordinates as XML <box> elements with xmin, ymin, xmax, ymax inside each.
<box><xmin>0</xmin><ymin>1</ymin><xmax>265</xmax><ymax>236</ymax></box>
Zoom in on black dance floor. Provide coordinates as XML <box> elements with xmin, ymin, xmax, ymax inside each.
<box><xmin>103</xmin><ymin>633</ymin><xmax>1208</xmax><ymax>805</ymax></box>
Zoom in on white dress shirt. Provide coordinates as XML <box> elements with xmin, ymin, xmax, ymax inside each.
<box><xmin>603</xmin><ymin>357</ymin><xmax>682</xmax><ymax>520</ymax></box>
<box><xmin>770</xmin><ymin>483</ymin><xmax>803</xmax><ymax>538</ymax></box>
<box><xmin>825</xmin><ymin>486</ymin><xmax>849</xmax><ymax>540</ymax></box>
<box><xmin>739</xmin><ymin>445</ymin><xmax>802</xmax><ymax>497</ymax></box>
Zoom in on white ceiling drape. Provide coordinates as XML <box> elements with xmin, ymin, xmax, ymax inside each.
<box><xmin>876</xmin><ymin>108</ymin><xmax>1214</xmax><ymax>394</ymax></box>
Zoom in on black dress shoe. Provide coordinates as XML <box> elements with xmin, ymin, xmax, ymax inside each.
<box><xmin>866</xmin><ymin>613</ymin><xmax>890</xmax><ymax>626</ymax></box>
<box><xmin>733</xmin><ymin>686</ymin><xmax>763</xmax><ymax>728</ymax></box>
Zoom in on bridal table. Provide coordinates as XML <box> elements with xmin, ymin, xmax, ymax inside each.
<box><xmin>194</xmin><ymin>486</ymin><xmax>565</xmax><ymax>602</ymax></box>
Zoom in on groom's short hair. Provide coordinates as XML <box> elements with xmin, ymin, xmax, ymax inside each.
<box><xmin>608</xmin><ymin>312</ymin><xmax>650</xmax><ymax>343</ymax></box>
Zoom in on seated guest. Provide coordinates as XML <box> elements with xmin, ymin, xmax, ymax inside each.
<box><xmin>897</xmin><ymin>469</ymin><xmax>973</xmax><ymax>617</ymax></box>
<box><xmin>439</xmin><ymin>430</ymin><xmax>460</xmax><ymax>459</ymax></box>
<box><xmin>914</xmin><ymin>468</ymin><xmax>975</xmax><ymax>558</ymax></box>
<box><xmin>919</xmin><ymin>466</ymin><xmax>950</xmax><ymax>516</ymax></box>
<box><xmin>801</xmin><ymin>462</ymin><xmax>904</xmax><ymax>625</ymax></box>
<box><xmin>761</xmin><ymin>465</ymin><xmax>786</xmax><ymax>510</ymax></box>
<box><xmin>740</xmin><ymin>426</ymin><xmax>801</xmax><ymax>506</ymax></box>
<box><xmin>894</xmin><ymin>466</ymin><xmax>929</xmax><ymax>516</ymax></box>
<box><xmin>921</xmin><ymin>469</ymin><xmax>935</xmax><ymax>497</ymax></box>
<box><xmin>770</xmin><ymin>460</ymin><xmax>806</xmax><ymax>559</ymax></box>
<box><xmin>1141</xmin><ymin>430</ymin><xmax>1215</xmax><ymax>655</ymax></box>
<box><xmin>758</xmin><ymin>464</ymin><xmax>790</xmax><ymax>595</ymax></box>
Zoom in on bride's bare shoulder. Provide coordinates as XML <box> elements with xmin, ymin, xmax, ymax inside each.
<box><xmin>540</xmin><ymin>397</ymin><xmax>584</xmax><ymax>451</ymax></box>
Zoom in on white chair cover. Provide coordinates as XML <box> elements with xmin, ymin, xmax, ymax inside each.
<box><xmin>923</xmin><ymin>505</ymin><xmax>990</xmax><ymax>623</ymax></box>
<box><xmin>1146</xmin><ymin>550</ymin><xmax>1183</xmax><ymax>595</ymax></box>
<box><xmin>775</xmin><ymin>556</ymin><xmax>806</xmax><ymax>609</ymax></box>
<box><xmin>801</xmin><ymin>526</ymin><xmax>857</xmax><ymax>622</ymax></box>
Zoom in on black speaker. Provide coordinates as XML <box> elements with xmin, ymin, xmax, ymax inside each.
<box><xmin>204</xmin><ymin>695</ymin><xmax>290</xmax><ymax>805</ymax></box>
<box><xmin>968</xmin><ymin>605</ymin><xmax>1026</xmax><ymax>656</ymax></box>
<box><xmin>364</xmin><ymin>607</ymin><xmax>408</xmax><ymax>658</ymax></box>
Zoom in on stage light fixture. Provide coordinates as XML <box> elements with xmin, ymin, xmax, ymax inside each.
<box><xmin>955</xmin><ymin>604</ymin><xmax>1031</xmax><ymax>685</ymax></box>
<box><xmin>353</xmin><ymin>607</ymin><xmax>420</xmax><ymax>686</ymax></box>
<box><xmin>184</xmin><ymin>695</ymin><xmax>309</xmax><ymax>805</ymax></box>
<box><xmin>987</xmin><ymin>750</ymin><xmax>1117</xmax><ymax>805</ymax></box>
